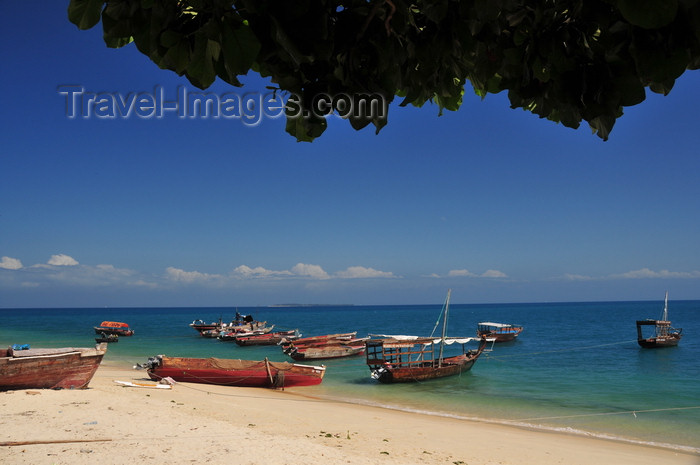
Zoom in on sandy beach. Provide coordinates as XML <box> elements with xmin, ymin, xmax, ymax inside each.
<box><xmin>1</xmin><ymin>363</ymin><xmax>698</xmax><ymax>465</ymax></box>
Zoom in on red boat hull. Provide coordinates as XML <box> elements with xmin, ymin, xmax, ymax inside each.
<box><xmin>0</xmin><ymin>345</ymin><xmax>107</xmax><ymax>390</ymax></box>
<box><xmin>375</xmin><ymin>354</ymin><xmax>477</xmax><ymax>383</ymax></box>
<box><xmin>147</xmin><ymin>356</ymin><xmax>324</xmax><ymax>388</ymax></box>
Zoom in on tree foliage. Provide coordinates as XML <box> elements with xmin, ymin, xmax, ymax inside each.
<box><xmin>68</xmin><ymin>0</ymin><xmax>700</xmax><ymax>141</ymax></box>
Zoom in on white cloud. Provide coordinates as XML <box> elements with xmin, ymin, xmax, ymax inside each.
<box><xmin>448</xmin><ymin>269</ymin><xmax>477</xmax><ymax>277</ymax></box>
<box><xmin>560</xmin><ymin>268</ymin><xmax>700</xmax><ymax>281</ymax></box>
<box><xmin>564</xmin><ymin>273</ymin><xmax>596</xmax><ymax>281</ymax></box>
<box><xmin>446</xmin><ymin>269</ymin><xmax>507</xmax><ymax>278</ymax></box>
<box><xmin>47</xmin><ymin>254</ymin><xmax>79</xmax><ymax>266</ymax></box>
<box><xmin>165</xmin><ymin>266</ymin><xmax>222</xmax><ymax>283</ymax></box>
<box><xmin>291</xmin><ymin>263</ymin><xmax>330</xmax><ymax>279</ymax></box>
<box><xmin>232</xmin><ymin>265</ymin><xmax>293</xmax><ymax>278</ymax></box>
<box><xmin>612</xmin><ymin>268</ymin><xmax>700</xmax><ymax>279</ymax></box>
<box><xmin>0</xmin><ymin>256</ymin><xmax>23</xmax><ymax>270</ymax></box>
<box><xmin>335</xmin><ymin>266</ymin><xmax>396</xmax><ymax>279</ymax></box>
<box><xmin>481</xmin><ymin>269</ymin><xmax>507</xmax><ymax>278</ymax></box>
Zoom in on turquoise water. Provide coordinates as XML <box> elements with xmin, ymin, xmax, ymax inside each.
<box><xmin>1</xmin><ymin>300</ymin><xmax>698</xmax><ymax>452</ymax></box>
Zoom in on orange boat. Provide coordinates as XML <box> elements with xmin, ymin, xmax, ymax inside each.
<box><xmin>93</xmin><ymin>321</ymin><xmax>134</xmax><ymax>336</ymax></box>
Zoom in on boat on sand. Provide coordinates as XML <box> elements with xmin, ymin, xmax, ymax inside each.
<box><xmin>138</xmin><ymin>355</ymin><xmax>325</xmax><ymax>388</ymax></box>
<box><xmin>0</xmin><ymin>343</ymin><xmax>107</xmax><ymax>390</ymax></box>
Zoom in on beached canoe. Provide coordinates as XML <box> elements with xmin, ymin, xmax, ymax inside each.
<box><xmin>139</xmin><ymin>355</ymin><xmax>325</xmax><ymax>388</ymax></box>
<box><xmin>0</xmin><ymin>344</ymin><xmax>107</xmax><ymax>390</ymax></box>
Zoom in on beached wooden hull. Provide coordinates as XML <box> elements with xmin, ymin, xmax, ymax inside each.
<box><xmin>146</xmin><ymin>356</ymin><xmax>325</xmax><ymax>388</ymax></box>
<box><xmin>0</xmin><ymin>344</ymin><xmax>107</xmax><ymax>390</ymax></box>
<box><xmin>373</xmin><ymin>354</ymin><xmax>476</xmax><ymax>383</ymax></box>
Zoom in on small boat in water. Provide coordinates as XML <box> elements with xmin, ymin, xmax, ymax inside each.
<box><xmin>286</xmin><ymin>341</ymin><xmax>367</xmax><ymax>360</ymax></box>
<box><xmin>233</xmin><ymin>330</ymin><xmax>300</xmax><ymax>346</ymax></box>
<box><xmin>217</xmin><ymin>323</ymin><xmax>274</xmax><ymax>341</ymax></box>
<box><xmin>189</xmin><ymin>318</ymin><xmax>222</xmax><ymax>334</ymax></box>
<box><xmin>279</xmin><ymin>332</ymin><xmax>357</xmax><ymax>351</ymax></box>
<box><xmin>476</xmin><ymin>322</ymin><xmax>523</xmax><ymax>342</ymax></box>
<box><xmin>0</xmin><ymin>343</ymin><xmax>107</xmax><ymax>390</ymax></box>
<box><xmin>93</xmin><ymin>321</ymin><xmax>134</xmax><ymax>336</ymax></box>
<box><xmin>636</xmin><ymin>292</ymin><xmax>682</xmax><ymax>348</ymax></box>
<box><xmin>139</xmin><ymin>355</ymin><xmax>325</xmax><ymax>388</ymax></box>
<box><xmin>365</xmin><ymin>289</ymin><xmax>487</xmax><ymax>383</ymax></box>
<box><xmin>281</xmin><ymin>332</ymin><xmax>366</xmax><ymax>360</ymax></box>
<box><xmin>95</xmin><ymin>332</ymin><xmax>119</xmax><ymax>343</ymax></box>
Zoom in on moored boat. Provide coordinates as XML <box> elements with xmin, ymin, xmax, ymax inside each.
<box><xmin>365</xmin><ymin>289</ymin><xmax>487</xmax><ymax>383</ymax></box>
<box><xmin>636</xmin><ymin>292</ymin><xmax>682</xmax><ymax>348</ymax></box>
<box><xmin>279</xmin><ymin>332</ymin><xmax>357</xmax><ymax>351</ymax></box>
<box><xmin>0</xmin><ymin>343</ymin><xmax>107</xmax><ymax>390</ymax></box>
<box><xmin>139</xmin><ymin>355</ymin><xmax>325</xmax><ymax>388</ymax></box>
<box><xmin>93</xmin><ymin>321</ymin><xmax>134</xmax><ymax>336</ymax></box>
<box><xmin>189</xmin><ymin>318</ymin><xmax>222</xmax><ymax>333</ymax></box>
<box><xmin>233</xmin><ymin>330</ymin><xmax>300</xmax><ymax>346</ymax></box>
<box><xmin>286</xmin><ymin>340</ymin><xmax>367</xmax><ymax>360</ymax></box>
<box><xmin>217</xmin><ymin>323</ymin><xmax>274</xmax><ymax>341</ymax></box>
<box><xmin>95</xmin><ymin>332</ymin><xmax>119</xmax><ymax>343</ymax></box>
<box><xmin>476</xmin><ymin>322</ymin><xmax>523</xmax><ymax>342</ymax></box>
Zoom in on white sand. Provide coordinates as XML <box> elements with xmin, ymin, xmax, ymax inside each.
<box><xmin>1</xmin><ymin>364</ymin><xmax>698</xmax><ymax>465</ymax></box>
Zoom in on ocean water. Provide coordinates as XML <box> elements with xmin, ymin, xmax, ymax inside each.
<box><xmin>1</xmin><ymin>299</ymin><xmax>698</xmax><ymax>453</ymax></box>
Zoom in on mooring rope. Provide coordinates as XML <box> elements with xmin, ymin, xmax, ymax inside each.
<box><xmin>514</xmin><ymin>405</ymin><xmax>700</xmax><ymax>421</ymax></box>
<box><xmin>483</xmin><ymin>339</ymin><xmax>639</xmax><ymax>360</ymax></box>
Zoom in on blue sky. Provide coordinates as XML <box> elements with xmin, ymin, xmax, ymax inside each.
<box><xmin>1</xmin><ymin>2</ymin><xmax>699</xmax><ymax>308</ymax></box>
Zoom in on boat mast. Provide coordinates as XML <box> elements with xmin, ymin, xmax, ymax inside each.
<box><xmin>662</xmin><ymin>291</ymin><xmax>669</xmax><ymax>321</ymax></box>
<box><xmin>438</xmin><ymin>289</ymin><xmax>451</xmax><ymax>365</ymax></box>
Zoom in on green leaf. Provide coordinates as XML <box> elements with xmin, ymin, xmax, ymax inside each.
<box><xmin>68</xmin><ymin>0</ymin><xmax>104</xmax><ymax>30</ymax></box>
<box><xmin>162</xmin><ymin>40</ymin><xmax>191</xmax><ymax>74</ymax></box>
<box><xmin>285</xmin><ymin>114</ymin><xmax>328</xmax><ymax>142</ymax></box>
<box><xmin>186</xmin><ymin>30</ymin><xmax>217</xmax><ymax>89</ymax></box>
<box><xmin>617</xmin><ymin>0</ymin><xmax>678</xmax><ymax>29</ymax></box>
<box><xmin>220</xmin><ymin>19</ymin><xmax>261</xmax><ymax>77</ymax></box>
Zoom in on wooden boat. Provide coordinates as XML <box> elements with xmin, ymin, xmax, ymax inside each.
<box><xmin>139</xmin><ymin>355</ymin><xmax>325</xmax><ymax>388</ymax></box>
<box><xmin>233</xmin><ymin>330</ymin><xmax>300</xmax><ymax>346</ymax></box>
<box><xmin>279</xmin><ymin>332</ymin><xmax>357</xmax><ymax>351</ymax></box>
<box><xmin>189</xmin><ymin>318</ymin><xmax>222</xmax><ymax>333</ymax></box>
<box><xmin>93</xmin><ymin>321</ymin><xmax>134</xmax><ymax>336</ymax></box>
<box><xmin>286</xmin><ymin>340</ymin><xmax>367</xmax><ymax>360</ymax></box>
<box><xmin>0</xmin><ymin>344</ymin><xmax>107</xmax><ymax>390</ymax></box>
<box><xmin>365</xmin><ymin>289</ymin><xmax>487</xmax><ymax>383</ymax></box>
<box><xmin>190</xmin><ymin>313</ymin><xmax>267</xmax><ymax>336</ymax></box>
<box><xmin>476</xmin><ymin>322</ymin><xmax>523</xmax><ymax>342</ymax></box>
<box><xmin>217</xmin><ymin>323</ymin><xmax>274</xmax><ymax>341</ymax></box>
<box><xmin>636</xmin><ymin>292</ymin><xmax>682</xmax><ymax>348</ymax></box>
<box><xmin>95</xmin><ymin>332</ymin><xmax>119</xmax><ymax>343</ymax></box>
